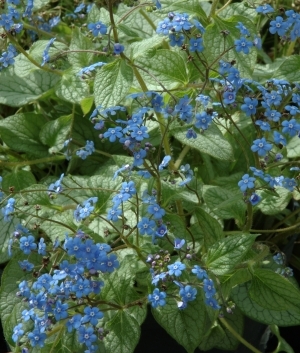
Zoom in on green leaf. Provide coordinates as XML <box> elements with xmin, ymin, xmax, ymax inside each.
<box><xmin>0</xmin><ymin>214</ymin><xmax>19</xmax><ymax>264</ymax></box>
<box><xmin>94</xmin><ymin>59</ymin><xmax>134</xmax><ymax>108</ymax></box>
<box><xmin>202</xmin><ymin>185</ymin><xmax>246</xmax><ymax>224</ymax></box>
<box><xmin>219</xmin><ymin>2</ymin><xmax>258</xmax><ymax>19</ymax></box>
<box><xmin>0</xmin><ymin>113</ymin><xmax>49</xmax><ymax>157</ymax></box>
<box><xmin>249</xmin><ymin>269</ymin><xmax>300</xmax><ymax>311</ymax></box>
<box><xmin>271</xmin><ymin>55</ymin><xmax>300</xmax><ymax>82</ymax></box>
<box><xmin>104</xmin><ymin>310</ymin><xmax>141</xmax><ymax>353</ymax></box>
<box><xmin>2</xmin><ymin>170</ymin><xmax>36</xmax><ymax>191</ymax></box>
<box><xmin>80</xmin><ymin>96</ymin><xmax>94</xmax><ymax>115</ymax></box>
<box><xmin>205</xmin><ymin>234</ymin><xmax>257</xmax><ymax>275</ymax></box>
<box><xmin>192</xmin><ymin>208</ymin><xmax>224</xmax><ymax>250</ymax></box>
<box><xmin>287</xmin><ymin>135</ymin><xmax>300</xmax><ymax>158</ymax></box>
<box><xmin>40</xmin><ymin>114</ymin><xmax>72</xmax><ymax>153</ymax></box>
<box><xmin>130</xmin><ymin>35</ymin><xmax>165</xmax><ymax>60</ymax></box>
<box><xmin>199</xmin><ymin>308</ymin><xmax>244</xmax><ymax>351</ymax></box>
<box><xmin>162</xmin><ymin>0</ymin><xmax>208</xmax><ymax>21</ymax></box>
<box><xmin>203</xmin><ymin>15</ymin><xmax>257</xmax><ymax>78</ymax></box>
<box><xmin>257</xmin><ymin>187</ymin><xmax>291</xmax><ymax>215</ymax></box>
<box><xmin>135</xmin><ymin>49</ymin><xmax>189</xmax><ymax>90</ymax></box>
<box><xmin>152</xmin><ymin>292</ymin><xmax>212</xmax><ymax>353</ymax></box>
<box><xmin>55</xmin><ymin>69</ymin><xmax>90</xmax><ymax>103</ymax></box>
<box><xmin>0</xmin><ymin>67</ymin><xmax>60</xmax><ymax>107</ymax></box>
<box><xmin>170</xmin><ymin>123</ymin><xmax>234</xmax><ymax>161</ymax></box>
<box><xmin>232</xmin><ymin>282</ymin><xmax>300</xmax><ymax>326</ymax></box>
<box><xmin>68</xmin><ymin>27</ymin><xmax>95</xmax><ymax>69</ymax></box>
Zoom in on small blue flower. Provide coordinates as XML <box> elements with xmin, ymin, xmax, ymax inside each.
<box><xmin>156</xmin><ymin>18</ymin><xmax>172</xmax><ymax>35</ymax></box>
<box><xmin>249</xmin><ymin>193</ymin><xmax>261</xmax><ymax>206</ymax></box>
<box><xmin>87</xmin><ymin>21</ymin><xmax>107</xmax><ymax>36</ymax></box>
<box><xmin>159</xmin><ymin>155</ymin><xmax>171</xmax><ymax>171</ymax></box>
<box><xmin>282</xmin><ymin>177</ymin><xmax>296</xmax><ymax>192</ymax></box>
<box><xmin>168</xmin><ymin>261</ymin><xmax>186</xmax><ymax>276</ymax></box>
<box><xmin>282</xmin><ymin>118</ymin><xmax>300</xmax><ymax>137</ymax></box>
<box><xmin>19</xmin><ymin>260</ymin><xmax>34</xmax><ymax>271</ymax></box>
<box><xmin>82</xmin><ymin>306</ymin><xmax>104</xmax><ymax>326</ymax></box>
<box><xmin>189</xmin><ymin>38</ymin><xmax>204</xmax><ymax>52</ymax></box>
<box><xmin>155</xmin><ymin>224</ymin><xmax>167</xmax><ymax>238</ymax></box>
<box><xmin>186</xmin><ymin>128</ymin><xmax>197</xmax><ymax>139</ymax></box>
<box><xmin>273</xmin><ymin>253</ymin><xmax>284</xmax><ymax>265</ymax></box>
<box><xmin>137</xmin><ymin>217</ymin><xmax>155</xmax><ymax>235</ymax></box>
<box><xmin>195</xmin><ymin>112</ymin><xmax>213</xmax><ymax>130</ymax></box>
<box><xmin>179</xmin><ymin>285</ymin><xmax>197</xmax><ymax>302</ymax></box>
<box><xmin>191</xmin><ymin>265</ymin><xmax>208</xmax><ymax>280</ymax></box>
<box><xmin>235</xmin><ymin>37</ymin><xmax>253</xmax><ymax>54</ymax></box>
<box><xmin>238</xmin><ymin>174</ymin><xmax>256</xmax><ymax>192</ymax></box>
<box><xmin>103</xmin><ymin>127</ymin><xmax>123</xmax><ymax>142</ymax></box>
<box><xmin>174</xmin><ymin>238</ymin><xmax>185</xmax><ymax>249</ymax></box>
<box><xmin>113</xmin><ymin>43</ymin><xmax>124</xmax><ymax>55</ymax></box>
<box><xmin>251</xmin><ymin>138</ymin><xmax>272</xmax><ymax>156</ymax></box>
<box><xmin>28</xmin><ymin>329</ymin><xmax>47</xmax><ymax>347</ymax></box>
<box><xmin>172</xmin><ymin>13</ymin><xmax>193</xmax><ymax>31</ymax></box>
<box><xmin>203</xmin><ymin>278</ymin><xmax>216</xmax><ymax>298</ymax></box>
<box><xmin>256</xmin><ymin>4</ymin><xmax>274</xmax><ymax>14</ymax></box>
<box><xmin>269</xmin><ymin>16</ymin><xmax>290</xmax><ymax>36</ymax></box>
<box><xmin>205</xmin><ymin>297</ymin><xmax>220</xmax><ymax>310</ymax></box>
<box><xmin>223</xmin><ymin>90</ymin><xmax>236</xmax><ymax>104</ymax></box>
<box><xmin>19</xmin><ymin>235</ymin><xmax>37</xmax><ymax>254</ymax></box>
<box><xmin>241</xmin><ymin>97</ymin><xmax>258</xmax><ymax>116</ymax></box>
<box><xmin>12</xmin><ymin>323</ymin><xmax>24</xmax><ymax>342</ymax></box>
<box><xmin>255</xmin><ymin>120</ymin><xmax>271</xmax><ymax>131</ymax></box>
<box><xmin>169</xmin><ymin>33</ymin><xmax>184</xmax><ymax>47</ymax></box>
<box><xmin>236</xmin><ymin>22</ymin><xmax>250</xmax><ymax>36</ymax></box>
<box><xmin>0</xmin><ymin>14</ymin><xmax>14</xmax><ymax>31</ymax></box>
<box><xmin>41</xmin><ymin>38</ymin><xmax>56</xmax><ymax>66</ymax></box>
<box><xmin>273</xmin><ymin>131</ymin><xmax>287</xmax><ymax>146</ymax></box>
<box><xmin>148</xmin><ymin>288</ymin><xmax>167</xmax><ymax>308</ymax></box>
<box><xmin>148</xmin><ymin>203</ymin><xmax>166</xmax><ymax>219</ymax></box>
<box><xmin>53</xmin><ymin>300</ymin><xmax>68</xmax><ymax>321</ymax></box>
<box><xmin>78</xmin><ymin>326</ymin><xmax>97</xmax><ymax>347</ymax></box>
<box><xmin>265</xmin><ymin>109</ymin><xmax>281</xmax><ymax>122</ymax></box>
<box><xmin>66</xmin><ymin>314</ymin><xmax>82</xmax><ymax>333</ymax></box>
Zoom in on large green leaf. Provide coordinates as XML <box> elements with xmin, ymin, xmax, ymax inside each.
<box><xmin>68</xmin><ymin>27</ymin><xmax>95</xmax><ymax>69</ymax></box>
<box><xmin>257</xmin><ymin>187</ymin><xmax>291</xmax><ymax>216</ymax></box>
<box><xmin>94</xmin><ymin>59</ymin><xmax>133</xmax><ymax>108</ymax></box>
<box><xmin>0</xmin><ymin>67</ymin><xmax>60</xmax><ymax>107</ymax></box>
<box><xmin>203</xmin><ymin>15</ymin><xmax>257</xmax><ymax>78</ymax></box>
<box><xmin>171</xmin><ymin>123</ymin><xmax>234</xmax><ymax>161</ymax></box>
<box><xmin>205</xmin><ymin>234</ymin><xmax>257</xmax><ymax>275</ymax></box>
<box><xmin>39</xmin><ymin>114</ymin><xmax>73</xmax><ymax>153</ymax></box>
<box><xmin>55</xmin><ymin>69</ymin><xmax>90</xmax><ymax>103</ymax></box>
<box><xmin>271</xmin><ymin>55</ymin><xmax>300</xmax><ymax>82</ymax></box>
<box><xmin>0</xmin><ymin>113</ymin><xmax>49</xmax><ymax>157</ymax></box>
<box><xmin>129</xmin><ymin>35</ymin><xmax>165</xmax><ymax>60</ymax></box>
<box><xmin>0</xmin><ymin>213</ymin><xmax>20</xmax><ymax>264</ymax></box>
<box><xmin>249</xmin><ymin>269</ymin><xmax>300</xmax><ymax>311</ymax></box>
<box><xmin>202</xmin><ymin>185</ymin><xmax>246</xmax><ymax>225</ymax></box>
<box><xmin>152</xmin><ymin>292</ymin><xmax>212</xmax><ymax>353</ymax></box>
<box><xmin>199</xmin><ymin>308</ymin><xmax>244</xmax><ymax>351</ymax></box>
<box><xmin>135</xmin><ymin>49</ymin><xmax>189</xmax><ymax>90</ymax></box>
<box><xmin>2</xmin><ymin>170</ymin><xmax>36</xmax><ymax>192</ymax></box>
<box><xmin>232</xmin><ymin>282</ymin><xmax>300</xmax><ymax>326</ymax></box>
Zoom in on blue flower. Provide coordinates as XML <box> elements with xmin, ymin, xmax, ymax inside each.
<box><xmin>186</xmin><ymin>128</ymin><xmax>197</xmax><ymax>139</ymax></box>
<box><xmin>19</xmin><ymin>260</ymin><xmax>34</xmax><ymax>271</ymax></box>
<box><xmin>103</xmin><ymin>127</ymin><xmax>123</xmax><ymax>142</ymax></box>
<box><xmin>273</xmin><ymin>131</ymin><xmax>286</xmax><ymax>146</ymax></box>
<box><xmin>195</xmin><ymin>112</ymin><xmax>213</xmax><ymax>130</ymax></box>
<box><xmin>251</xmin><ymin>138</ymin><xmax>272</xmax><ymax>156</ymax></box>
<box><xmin>148</xmin><ymin>203</ymin><xmax>166</xmax><ymax>219</ymax></box>
<box><xmin>238</xmin><ymin>174</ymin><xmax>256</xmax><ymax>192</ymax></box>
<box><xmin>179</xmin><ymin>285</ymin><xmax>197</xmax><ymax>302</ymax></box>
<box><xmin>155</xmin><ymin>224</ymin><xmax>167</xmax><ymax>237</ymax></box>
<box><xmin>219</xmin><ymin>60</ymin><xmax>231</xmax><ymax>74</ymax></box>
<box><xmin>205</xmin><ymin>297</ymin><xmax>220</xmax><ymax>310</ymax></box>
<box><xmin>203</xmin><ymin>278</ymin><xmax>216</xmax><ymax>298</ymax></box>
<box><xmin>264</xmin><ymin>174</ymin><xmax>284</xmax><ymax>188</ymax></box>
<box><xmin>273</xmin><ymin>253</ymin><xmax>284</xmax><ymax>265</ymax></box>
<box><xmin>249</xmin><ymin>193</ymin><xmax>261</xmax><ymax>206</ymax></box>
<box><xmin>236</xmin><ymin>22</ymin><xmax>250</xmax><ymax>36</ymax></box>
<box><xmin>156</xmin><ymin>18</ymin><xmax>172</xmax><ymax>35</ymax></box>
<box><xmin>151</xmin><ymin>94</ymin><xmax>164</xmax><ymax>112</ymax></box>
<box><xmin>168</xmin><ymin>261</ymin><xmax>186</xmax><ymax>276</ymax></box>
<box><xmin>191</xmin><ymin>265</ymin><xmax>208</xmax><ymax>280</ymax></box>
<box><xmin>107</xmin><ymin>208</ymin><xmax>122</xmax><ymax>222</ymax></box>
<box><xmin>285</xmin><ymin>105</ymin><xmax>300</xmax><ymax>115</ymax></box>
<box><xmin>28</xmin><ymin>329</ymin><xmax>47</xmax><ymax>347</ymax></box>
<box><xmin>0</xmin><ymin>14</ymin><xmax>14</xmax><ymax>31</ymax></box>
<box><xmin>169</xmin><ymin>33</ymin><xmax>184</xmax><ymax>47</ymax></box>
<box><xmin>113</xmin><ymin>43</ymin><xmax>124</xmax><ymax>55</ymax></box>
<box><xmin>256</xmin><ymin>4</ymin><xmax>274</xmax><ymax>14</ymax></box>
<box><xmin>48</xmin><ymin>173</ymin><xmax>64</xmax><ymax>194</ymax></box>
<box><xmin>78</xmin><ymin>326</ymin><xmax>97</xmax><ymax>346</ymax></box>
<box><xmin>137</xmin><ymin>217</ymin><xmax>156</xmax><ymax>235</ymax></box>
<box><xmin>265</xmin><ymin>109</ymin><xmax>281</xmax><ymax>122</ymax></box>
<box><xmin>159</xmin><ymin>155</ymin><xmax>171</xmax><ymax>170</ymax></box>
<box><xmin>12</xmin><ymin>323</ymin><xmax>24</xmax><ymax>342</ymax></box>
<box><xmin>223</xmin><ymin>90</ymin><xmax>236</xmax><ymax>104</ymax></box>
<box><xmin>148</xmin><ymin>288</ymin><xmax>167</xmax><ymax>308</ymax></box>
<box><xmin>282</xmin><ymin>118</ymin><xmax>300</xmax><ymax>137</ymax></box>
<box><xmin>172</xmin><ymin>13</ymin><xmax>193</xmax><ymax>31</ymax></box>
<box><xmin>53</xmin><ymin>300</ymin><xmax>68</xmax><ymax>320</ymax></box>
<box><xmin>235</xmin><ymin>37</ymin><xmax>253</xmax><ymax>54</ymax></box>
<box><xmin>263</xmin><ymin>90</ymin><xmax>282</xmax><ymax>106</ymax></box>
<box><xmin>74</xmin><ymin>2</ymin><xmax>85</xmax><ymax>13</ymax></box>
<box><xmin>87</xmin><ymin>21</ymin><xmax>107</xmax><ymax>36</ymax></box>
<box><xmin>269</xmin><ymin>16</ymin><xmax>290</xmax><ymax>36</ymax></box>
<box><xmin>19</xmin><ymin>235</ymin><xmax>37</xmax><ymax>254</ymax></box>
<box><xmin>82</xmin><ymin>306</ymin><xmax>104</xmax><ymax>326</ymax></box>
<box><xmin>174</xmin><ymin>238</ymin><xmax>185</xmax><ymax>249</ymax></box>
<box><xmin>282</xmin><ymin>177</ymin><xmax>297</xmax><ymax>192</ymax></box>
<box><xmin>2</xmin><ymin>197</ymin><xmax>15</xmax><ymax>221</ymax></box>
<box><xmin>255</xmin><ymin>120</ymin><xmax>270</xmax><ymax>131</ymax></box>
<box><xmin>131</xmin><ymin>126</ymin><xmax>149</xmax><ymax>141</ymax></box>
<box><xmin>66</xmin><ymin>314</ymin><xmax>82</xmax><ymax>333</ymax></box>
<box><xmin>241</xmin><ymin>97</ymin><xmax>258</xmax><ymax>116</ymax></box>
<box><xmin>189</xmin><ymin>38</ymin><xmax>204</xmax><ymax>52</ymax></box>
<box><xmin>41</xmin><ymin>38</ymin><xmax>56</xmax><ymax>66</ymax></box>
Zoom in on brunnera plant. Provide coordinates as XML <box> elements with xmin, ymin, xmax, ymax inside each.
<box><xmin>0</xmin><ymin>0</ymin><xmax>300</xmax><ymax>352</ymax></box>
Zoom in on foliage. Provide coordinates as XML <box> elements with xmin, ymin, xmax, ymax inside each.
<box><xmin>0</xmin><ymin>0</ymin><xmax>300</xmax><ymax>353</ymax></box>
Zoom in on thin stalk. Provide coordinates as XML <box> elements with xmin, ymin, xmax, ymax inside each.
<box><xmin>174</xmin><ymin>145</ymin><xmax>190</xmax><ymax>169</ymax></box>
<box><xmin>0</xmin><ymin>155</ymin><xmax>65</xmax><ymax>168</ymax></box>
<box><xmin>219</xmin><ymin>317</ymin><xmax>262</xmax><ymax>353</ymax></box>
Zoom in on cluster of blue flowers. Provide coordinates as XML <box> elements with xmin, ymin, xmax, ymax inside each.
<box><xmin>147</xmin><ymin>250</ymin><xmax>220</xmax><ymax>310</ymax></box>
<box><xmin>156</xmin><ymin>12</ymin><xmax>205</xmax><ymax>51</ymax></box>
<box><xmin>273</xmin><ymin>253</ymin><xmax>293</xmax><ymax>277</ymax></box>
<box><xmin>76</xmin><ymin>140</ymin><xmax>95</xmax><ymax>160</ymax></box>
<box><xmin>11</xmin><ymin>226</ymin><xmax>119</xmax><ymax>352</ymax></box>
